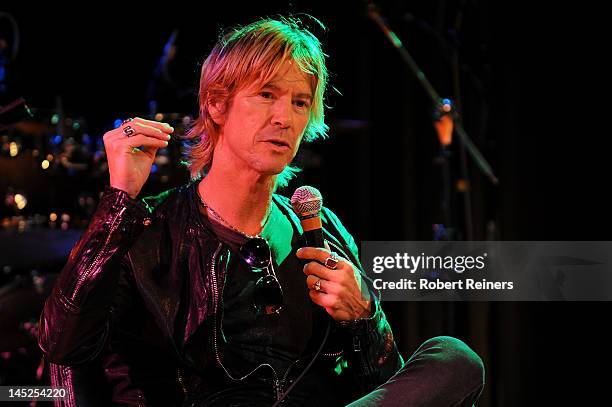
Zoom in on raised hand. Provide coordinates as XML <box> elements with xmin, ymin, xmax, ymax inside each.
<box><xmin>103</xmin><ymin>117</ymin><xmax>174</xmax><ymax>198</ymax></box>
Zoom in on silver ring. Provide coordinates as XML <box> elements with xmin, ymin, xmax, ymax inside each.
<box><xmin>122</xmin><ymin>118</ymin><xmax>134</xmax><ymax>125</ymax></box>
<box><xmin>123</xmin><ymin>125</ymin><xmax>135</xmax><ymax>137</ymax></box>
<box><xmin>313</xmin><ymin>279</ymin><xmax>322</xmax><ymax>292</ymax></box>
<box><xmin>324</xmin><ymin>252</ymin><xmax>339</xmax><ymax>270</ymax></box>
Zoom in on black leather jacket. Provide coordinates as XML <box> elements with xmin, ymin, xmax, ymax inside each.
<box><xmin>38</xmin><ymin>183</ymin><xmax>403</xmax><ymax>406</ymax></box>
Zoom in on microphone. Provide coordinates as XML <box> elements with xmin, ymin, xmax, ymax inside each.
<box><xmin>291</xmin><ymin>186</ymin><xmax>325</xmax><ymax>248</ymax></box>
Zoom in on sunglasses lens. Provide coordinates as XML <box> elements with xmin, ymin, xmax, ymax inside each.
<box><xmin>240</xmin><ymin>238</ymin><xmax>271</xmax><ymax>268</ymax></box>
<box><xmin>254</xmin><ymin>274</ymin><xmax>283</xmax><ymax>315</ymax></box>
<box><xmin>240</xmin><ymin>238</ymin><xmax>283</xmax><ymax>315</ymax></box>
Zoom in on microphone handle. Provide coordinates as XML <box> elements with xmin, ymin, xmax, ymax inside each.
<box><xmin>304</xmin><ymin>229</ymin><xmax>325</xmax><ymax>248</ymax></box>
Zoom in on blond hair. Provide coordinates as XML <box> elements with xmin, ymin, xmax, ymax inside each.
<box><xmin>182</xmin><ymin>16</ymin><xmax>329</xmax><ymax>188</ymax></box>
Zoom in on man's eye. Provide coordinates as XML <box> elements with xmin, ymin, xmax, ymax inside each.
<box><xmin>259</xmin><ymin>92</ymin><xmax>273</xmax><ymax>99</ymax></box>
<box><xmin>294</xmin><ymin>100</ymin><xmax>310</xmax><ymax>108</ymax></box>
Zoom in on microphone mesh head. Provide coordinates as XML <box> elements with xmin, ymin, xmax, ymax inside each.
<box><xmin>291</xmin><ymin>186</ymin><xmax>323</xmax><ymax>218</ymax></box>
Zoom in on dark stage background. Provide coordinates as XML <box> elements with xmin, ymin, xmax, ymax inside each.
<box><xmin>1</xmin><ymin>1</ymin><xmax>610</xmax><ymax>405</ymax></box>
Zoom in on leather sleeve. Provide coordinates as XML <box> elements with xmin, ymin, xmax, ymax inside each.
<box><xmin>38</xmin><ymin>187</ymin><xmax>149</xmax><ymax>365</ymax></box>
<box><xmin>321</xmin><ymin>207</ymin><xmax>405</xmax><ymax>395</ymax></box>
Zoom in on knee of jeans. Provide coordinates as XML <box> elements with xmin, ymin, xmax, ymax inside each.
<box><xmin>422</xmin><ymin>336</ymin><xmax>485</xmax><ymax>389</ymax></box>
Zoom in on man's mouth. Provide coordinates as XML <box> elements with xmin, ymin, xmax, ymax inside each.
<box><xmin>263</xmin><ymin>139</ymin><xmax>291</xmax><ymax>149</ymax></box>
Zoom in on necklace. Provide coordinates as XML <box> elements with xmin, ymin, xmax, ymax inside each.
<box><xmin>197</xmin><ymin>190</ymin><xmax>271</xmax><ymax>239</ymax></box>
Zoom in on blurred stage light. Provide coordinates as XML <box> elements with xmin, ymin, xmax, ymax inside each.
<box><xmin>9</xmin><ymin>142</ymin><xmax>18</xmax><ymax>157</ymax></box>
<box><xmin>14</xmin><ymin>194</ymin><xmax>27</xmax><ymax>210</ymax></box>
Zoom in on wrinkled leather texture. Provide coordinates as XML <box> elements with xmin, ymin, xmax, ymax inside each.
<box><xmin>39</xmin><ymin>183</ymin><xmax>404</xmax><ymax>406</ymax></box>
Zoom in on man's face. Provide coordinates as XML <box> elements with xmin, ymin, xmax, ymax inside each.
<box><xmin>212</xmin><ymin>61</ymin><xmax>313</xmax><ymax>177</ymax></box>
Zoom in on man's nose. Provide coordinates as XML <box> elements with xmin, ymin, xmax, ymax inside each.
<box><xmin>271</xmin><ymin>97</ymin><xmax>292</xmax><ymax>128</ymax></box>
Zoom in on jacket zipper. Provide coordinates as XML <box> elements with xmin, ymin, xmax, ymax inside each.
<box><xmin>176</xmin><ymin>367</ymin><xmax>187</xmax><ymax>397</ymax></box>
<box><xmin>323</xmin><ymin>239</ymin><xmax>368</xmax><ymax>361</ymax></box>
<box><xmin>71</xmin><ymin>206</ymin><xmax>127</xmax><ymax>302</ymax></box>
<box><xmin>321</xmin><ymin>350</ymin><xmax>343</xmax><ymax>357</ymax></box>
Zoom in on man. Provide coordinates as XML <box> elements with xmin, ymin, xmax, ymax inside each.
<box><xmin>39</xmin><ymin>17</ymin><xmax>484</xmax><ymax>406</ymax></box>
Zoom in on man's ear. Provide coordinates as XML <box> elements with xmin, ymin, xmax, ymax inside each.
<box><xmin>208</xmin><ymin>99</ymin><xmax>226</xmax><ymax>126</ymax></box>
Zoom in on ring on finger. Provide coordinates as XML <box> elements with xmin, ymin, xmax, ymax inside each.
<box><xmin>313</xmin><ymin>279</ymin><xmax>322</xmax><ymax>292</ymax></box>
<box><xmin>121</xmin><ymin>118</ymin><xmax>134</xmax><ymax>125</ymax></box>
<box><xmin>123</xmin><ymin>125</ymin><xmax>135</xmax><ymax>137</ymax></box>
<box><xmin>324</xmin><ymin>252</ymin><xmax>339</xmax><ymax>270</ymax></box>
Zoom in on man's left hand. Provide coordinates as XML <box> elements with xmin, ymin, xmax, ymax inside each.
<box><xmin>297</xmin><ymin>246</ymin><xmax>372</xmax><ymax>321</ymax></box>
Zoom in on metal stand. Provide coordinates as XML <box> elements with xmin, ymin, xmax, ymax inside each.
<box><xmin>367</xmin><ymin>3</ymin><xmax>498</xmax><ymax>240</ymax></box>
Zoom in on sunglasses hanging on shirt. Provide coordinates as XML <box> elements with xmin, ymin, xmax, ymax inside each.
<box><xmin>239</xmin><ymin>237</ymin><xmax>284</xmax><ymax>315</ymax></box>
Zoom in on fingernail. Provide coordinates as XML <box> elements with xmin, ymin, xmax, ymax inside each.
<box><xmin>164</xmin><ymin>141</ymin><xmax>168</xmax><ymax>146</ymax></box>
<box><xmin>167</xmin><ymin>134</ymin><xmax>171</xmax><ymax>140</ymax></box>
<box><xmin>296</xmin><ymin>248</ymin><xmax>302</xmax><ymax>255</ymax></box>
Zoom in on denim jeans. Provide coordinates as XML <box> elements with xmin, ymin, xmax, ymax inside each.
<box><xmin>347</xmin><ymin>336</ymin><xmax>485</xmax><ymax>407</ymax></box>
<box><xmin>188</xmin><ymin>336</ymin><xmax>485</xmax><ymax>407</ymax></box>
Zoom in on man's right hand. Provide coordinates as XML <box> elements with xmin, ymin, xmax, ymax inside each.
<box><xmin>103</xmin><ymin>117</ymin><xmax>174</xmax><ymax>199</ymax></box>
